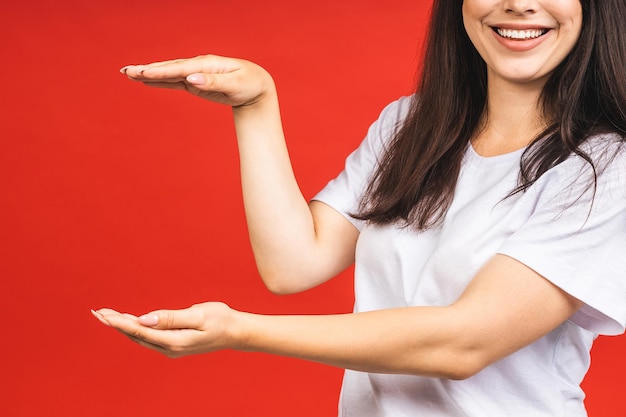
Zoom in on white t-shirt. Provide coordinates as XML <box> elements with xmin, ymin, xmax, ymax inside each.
<box><xmin>313</xmin><ymin>96</ymin><xmax>626</xmax><ymax>417</ymax></box>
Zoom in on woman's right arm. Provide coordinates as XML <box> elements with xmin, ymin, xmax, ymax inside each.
<box><xmin>122</xmin><ymin>55</ymin><xmax>359</xmax><ymax>293</ymax></box>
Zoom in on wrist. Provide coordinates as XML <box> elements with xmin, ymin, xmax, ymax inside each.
<box><xmin>228</xmin><ymin>309</ymin><xmax>255</xmax><ymax>352</ymax></box>
<box><xmin>232</xmin><ymin>88</ymin><xmax>278</xmax><ymax>115</ymax></box>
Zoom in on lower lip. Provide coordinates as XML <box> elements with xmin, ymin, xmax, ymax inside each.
<box><xmin>492</xmin><ymin>29</ymin><xmax>551</xmax><ymax>52</ymax></box>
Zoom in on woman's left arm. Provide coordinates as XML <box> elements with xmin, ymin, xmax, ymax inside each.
<box><xmin>94</xmin><ymin>254</ymin><xmax>582</xmax><ymax>380</ymax></box>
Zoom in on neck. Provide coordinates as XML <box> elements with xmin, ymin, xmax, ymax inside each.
<box><xmin>473</xmin><ymin>74</ymin><xmax>548</xmax><ymax>156</ymax></box>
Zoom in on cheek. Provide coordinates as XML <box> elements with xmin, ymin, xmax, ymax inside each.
<box><xmin>461</xmin><ymin>4</ymin><xmax>482</xmax><ymax>45</ymax></box>
<box><xmin>461</xmin><ymin>0</ymin><xmax>495</xmax><ymax>42</ymax></box>
<box><xmin>557</xmin><ymin>16</ymin><xmax>583</xmax><ymax>56</ymax></box>
<box><xmin>550</xmin><ymin>2</ymin><xmax>584</xmax><ymax>36</ymax></box>
<box><xmin>461</xmin><ymin>0</ymin><xmax>482</xmax><ymax>22</ymax></box>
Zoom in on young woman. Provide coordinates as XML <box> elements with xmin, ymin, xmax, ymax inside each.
<box><xmin>93</xmin><ymin>0</ymin><xmax>626</xmax><ymax>415</ymax></box>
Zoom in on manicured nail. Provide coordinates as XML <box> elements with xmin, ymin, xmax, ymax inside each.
<box><xmin>186</xmin><ymin>73</ymin><xmax>205</xmax><ymax>85</ymax></box>
<box><xmin>138</xmin><ymin>314</ymin><xmax>159</xmax><ymax>326</ymax></box>
<box><xmin>132</xmin><ymin>65</ymin><xmax>146</xmax><ymax>75</ymax></box>
<box><xmin>91</xmin><ymin>309</ymin><xmax>111</xmax><ymax>327</ymax></box>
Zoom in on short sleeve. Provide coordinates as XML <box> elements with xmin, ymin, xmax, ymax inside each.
<box><xmin>499</xmin><ymin>138</ymin><xmax>626</xmax><ymax>335</ymax></box>
<box><xmin>312</xmin><ymin>96</ymin><xmax>412</xmax><ymax>231</ymax></box>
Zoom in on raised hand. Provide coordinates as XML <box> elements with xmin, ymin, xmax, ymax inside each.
<box><xmin>121</xmin><ymin>54</ymin><xmax>275</xmax><ymax>108</ymax></box>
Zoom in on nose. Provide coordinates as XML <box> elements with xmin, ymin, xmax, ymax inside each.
<box><xmin>502</xmin><ymin>0</ymin><xmax>539</xmax><ymax>15</ymax></box>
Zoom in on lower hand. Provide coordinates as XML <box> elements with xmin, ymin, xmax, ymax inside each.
<box><xmin>92</xmin><ymin>302</ymin><xmax>239</xmax><ymax>358</ymax></box>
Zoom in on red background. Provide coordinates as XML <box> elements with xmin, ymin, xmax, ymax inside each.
<box><xmin>1</xmin><ymin>1</ymin><xmax>624</xmax><ymax>415</ymax></box>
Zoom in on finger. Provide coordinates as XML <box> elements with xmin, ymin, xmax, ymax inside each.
<box><xmin>120</xmin><ymin>58</ymin><xmax>185</xmax><ymax>76</ymax></box>
<box><xmin>121</xmin><ymin>330</ymin><xmax>169</xmax><ymax>352</ymax></box>
<box><xmin>91</xmin><ymin>309</ymin><xmax>111</xmax><ymax>327</ymax></box>
<box><xmin>122</xmin><ymin>333</ymin><xmax>171</xmax><ymax>356</ymax></box>
<box><xmin>138</xmin><ymin>306</ymin><xmax>205</xmax><ymax>330</ymax></box>
<box><xmin>142</xmin><ymin>81</ymin><xmax>229</xmax><ymax>103</ymax></box>
<box><xmin>116</xmin><ymin>324</ymin><xmax>170</xmax><ymax>351</ymax></box>
<box><xmin>184</xmin><ymin>72</ymin><xmax>235</xmax><ymax>95</ymax></box>
<box><xmin>95</xmin><ymin>307</ymin><xmax>200</xmax><ymax>357</ymax></box>
<box><xmin>134</xmin><ymin>55</ymin><xmax>240</xmax><ymax>81</ymax></box>
<box><xmin>139</xmin><ymin>58</ymin><xmax>187</xmax><ymax>70</ymax></box>
<box><xmin>98</xmin><ymin>309</ymin><xmax>135</xmax><ymax>327</ymax></box>
<box><xmin>139</xmin><ymin>80</ymin><xmax>192</xmax><ymax>91</ymax></box>
<box><xmin>121</xmin><ymin>330</ymin><xmax>194</xmax><ymax>359</ymax></box>
<box><xmin>94</xmin><ymin>308</ymin><xmax>124</xmax><ymax>320</ymax></box>
<box><xmin>102</xmin><ymin>309</ymin><xmax>187</xmax><ymax>347</ymax></box>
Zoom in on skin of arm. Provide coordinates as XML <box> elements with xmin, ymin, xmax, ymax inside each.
<box><xmin>94</xmin><ymin>254</ymin><xmax>582</xmax><ymax>380</ymax></box>
<box><xmin>233</xmin><ymin>96</ymin><xmax>359</xmax><ymax>293</ymax></box>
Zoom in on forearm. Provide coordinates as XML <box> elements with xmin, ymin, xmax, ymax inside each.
<box><xmin>227</xmin><ymin>255</ymin><xmax>579</xmax><ymax>379</ymax></box>
<box><xmin>95</xmin><ymin>256</ymin><xmax>582</xmax><ymax>379</ymax></box>
<box><xmin>232</xmin><ymin>306</ymin><xmax>480</xmax><ymax>379</ymax></box>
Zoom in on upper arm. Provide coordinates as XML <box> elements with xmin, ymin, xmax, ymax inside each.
<box><xmin>272</xmin><ymin>98</ymin><xmax>410</xmax><ymax>294</ymax></box>
<box><xmin>264</xmin><ymin>201</ymin><xmax>359</xmax><ymax>294</ymax></box>
<box><xmin>449</xmin><ymin>254</ymin><xmax>583</xmax><ymax>375</ymax></box>
<box><xmin>310</xmin><ymin>199</ymin><xmax>360</xmax><ymax>267</ymax></box>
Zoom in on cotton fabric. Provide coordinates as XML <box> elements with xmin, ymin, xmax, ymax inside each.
<box><xmin>313</xmin><ymin>96</ymin><xmax>626</xmax><ymax>417</ymax></box>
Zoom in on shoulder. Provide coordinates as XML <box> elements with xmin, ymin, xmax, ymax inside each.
<box><xmin>579</xmin><ymin>132</ymin><xmax>626</xmax><ymax>171</ymax></box>
<box><xmin>374</xmin><ymin>95</ymin><xmax>414</xmax><ymax>134</ymax></box>
<box><xmin>577</xmin><ymin>132</ymin><xmax>626</xmax><ymax>157</ymax></box>
<box><xmin>356</xmin><ymin>95</ymin><xmax>415</xmax><ymax>159</ymax></box>
<box><xmin>565</xmin><ymin>132</ymin><xmax>626</xmax><ymax>191</ymax></box>
<box><xmin>518</xmin><ymin>133</ymin><xmax>626</xmax><ymax>219</ymax></box>
<box><xmin>539</xmin><ymin>133</ymin><xmax>625</xmax><ymax>185</ymax></box>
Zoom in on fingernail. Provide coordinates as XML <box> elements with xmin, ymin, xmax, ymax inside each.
<box><xmin>91</xmin><ymin>309</ymin><xmax>111</xmax><ymax>327</ymax></box>
<box><xmin>138</xmin><ymin>314</ymin><xmax>159</xmax><ymax>326</ymax></box>
<box><xmin>134</xmin><ymin>65</ymin><xmax>146</xmax><ymax>75</ymax></box>
<box><xmin>119</xmin><ymin>66</ymin><xmax>130</xmax><ymax>74</ymax></box>
<box><xmin>186</xmin><ymin>73</ymin><xmax>205</xmax><ymax>85</ymax></box>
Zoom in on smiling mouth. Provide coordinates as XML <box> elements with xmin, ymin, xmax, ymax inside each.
<box><xmin>493</xmin><ymin>27</ymin><xmax>549</xmax><ymax>40</ymax></box>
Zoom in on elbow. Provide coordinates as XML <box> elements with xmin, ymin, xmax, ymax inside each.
<box><xmin>253</xmin><ymin>259</ymin><xmax>299</xmax><ymax>295</ymax></box>
<box><xmin>256</xmin><ymin>260</ymin><xmax>329</xmax><ymax>295</ymax></box>
<box><xmin>258</xmin><ymin>268</ymin><xmax>307</xmax><ymax>295</ymax></box>
<box><xmin>413</xmin><ymin>347</ymin><xmax>490</xmax><ymax>381</ymax></box>
<box><xmin>263</xmin><ymin>279</ymin><xmax>300</xmax><ymax>295</ymax></box>
<box><xmin>418</xmin><ymin>308</ymin><xmax>498</xmax><ymax>380</ymax></box>
<box><xmin>432</xmin><ymin>356</ymin><xmax>487</xmax><ymax>381</ymax></box>
<box><xmin>444</xmin><ymin>343</ymin><xmax>495</xmax><ymax>380</ymax></box>
<box><xmin>442</xmin><ymin>359</ymin><xmax>485</xmax><ymax>380</ymax></box>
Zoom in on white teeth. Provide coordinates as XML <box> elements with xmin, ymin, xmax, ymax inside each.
<box><xmin>496</xmin><ymin>28</ymin><xmax>547</xmax><ymax>40</ymax></box>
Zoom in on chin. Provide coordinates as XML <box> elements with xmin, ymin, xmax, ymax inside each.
<box><xmin>491</xmin><ymin>68</ymin><xmax>551</xmax><ymax>86</ymax></box>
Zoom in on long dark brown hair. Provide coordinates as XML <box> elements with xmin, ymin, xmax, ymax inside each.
<box><xmin>354</xmin><ymin>0</ymin><xmax>626</xmax><ymax>230</ymax></box>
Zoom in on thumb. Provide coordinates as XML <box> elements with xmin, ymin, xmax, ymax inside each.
<box><xmin>186</xmin><ymin>73</ymin><xmax>221</xmax><ymax>90</ymax></box>
<box><xmin>138</xmin><ymin>306</ymin><xmax>203</xmax><ymax>330</ymax></box>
